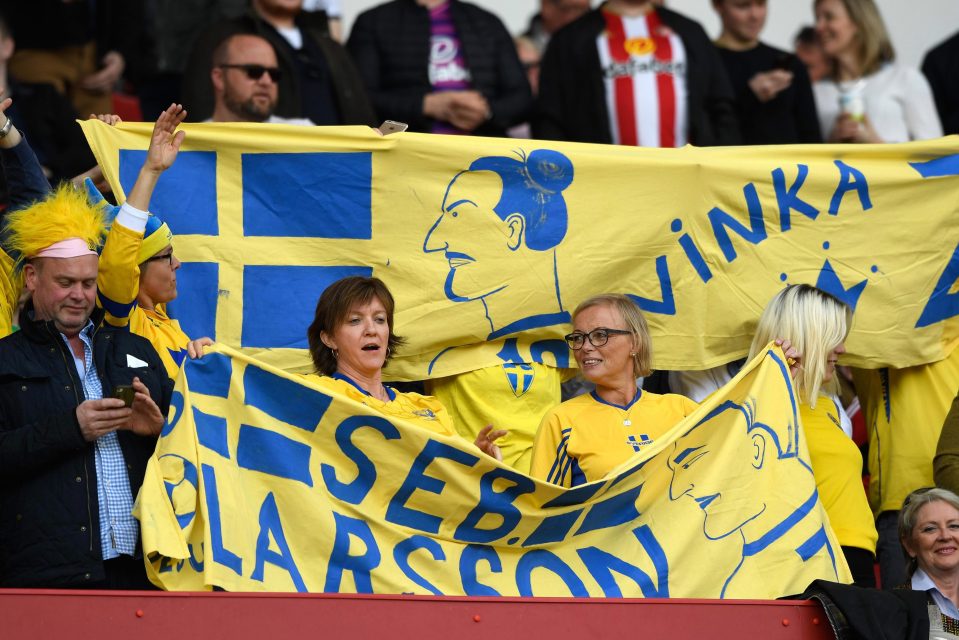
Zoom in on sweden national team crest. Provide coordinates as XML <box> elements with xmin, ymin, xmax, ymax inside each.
<box><xmin>504</xmin><ymin>362</ymin><xmax>535</xmax><ymax>398</ymax></box>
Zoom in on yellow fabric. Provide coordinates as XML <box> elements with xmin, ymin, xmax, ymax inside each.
<box><xmin>0</xmin><ymin>249</ymin><xmax>19</xmax><ymax>338</ymax></box>
<box><xmin>135</xmin><ymin>342</ymin><xmax>850</xmax><ymax>597</ymax></box>
<box><xmin>801</xmin><ymin>397</ymin><xmax>877</xmax><ymax>553</ymax></box>
<box><xmin>98</xmin><ymin>221</ymin><xmax>143</xmax><ymax>327</ymax></box>
<box><xmin>97</xmin><ymin>221</ymin><xmax>190</xmax><ymax>379</ymax></box>
<box><xmin>854</xmin><ymin>344</ymin><xmax>959</xmax><ymax>515</ymax></box>
<box><xmin>427</xmin><ymin>363</ymin><xmax>566</xmax><ymax>474</ymax></box>
<box><xmin>303</xmin><ymin>374</ymin><xmax>456</xmax><ymax>437</ymax></box>
<box><xmin>80</xmin><ymin>121</ymin><xmax>959</xmax><ymax>380</ymax></box>
<box><xmin>530</xmin><ymin>390</ymin><xmax>698</xmax><ymax>487</ymax></box>
<box><xmin>132</xmin><ymin>306</ymin><xmax>191</xmax><ymax>379</ymax></box>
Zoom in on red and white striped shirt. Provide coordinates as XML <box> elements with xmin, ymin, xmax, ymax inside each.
<box><xmin>597</xmin><ymin>8</ymin><xmax>688</xmax><ymax>147</ymax></box>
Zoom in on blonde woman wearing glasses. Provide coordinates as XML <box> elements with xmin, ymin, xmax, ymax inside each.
<box><xmin>529</xmin><ymin>294</ymin><xmax>699</xmax><ymax>487</ymax></box>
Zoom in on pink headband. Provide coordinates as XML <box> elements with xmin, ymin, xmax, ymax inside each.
<box><xmin>34</xmin><ymin>238</ymin><xmax>97</xmax><ymax>259</ymax></box>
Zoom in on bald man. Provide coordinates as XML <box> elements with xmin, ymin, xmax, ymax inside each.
<box><xmin>209</xmin><ymin>33</ymin><xmax>313</xmax><ymax>124</ymax></box>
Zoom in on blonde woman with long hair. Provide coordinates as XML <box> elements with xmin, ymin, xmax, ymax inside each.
<box><xmin>749</xmin><ymin>283</ymin><xmax>877</xmax><ymax>586</ymax></box>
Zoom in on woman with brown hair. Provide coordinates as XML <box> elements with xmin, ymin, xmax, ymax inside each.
<box><xmin>305</xmin><ymin>275</ymin><xmax>504</xmax><ymax>458</ymax></box>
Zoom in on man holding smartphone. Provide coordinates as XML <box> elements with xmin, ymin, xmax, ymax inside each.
<box><xmin>0</xmin><ymin>102</ymin><xmax>172</xmax><ymax>589</ymax></box>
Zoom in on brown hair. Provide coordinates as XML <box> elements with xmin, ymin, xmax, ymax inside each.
<box><xmin>572</xmin><ymin>294</ymin><xmax>653</xmax><ymax>377</ymax></box>
<box><xmin>306</xmin><ymin>276</ymin><xmax>404</xmax><ymax>375</ymax></box>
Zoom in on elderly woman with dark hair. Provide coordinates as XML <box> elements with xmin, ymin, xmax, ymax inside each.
<box><xmin>899</xmin><ymin>487</ymin><xmax>959</xmax><ymax>623</ymax></box>
<box><xmin>305</xmin><ymin>275</ymin><xmax>504</xmax><ymax>457</ymax></box>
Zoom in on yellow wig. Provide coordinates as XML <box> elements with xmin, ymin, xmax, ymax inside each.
<box><xmin>3</xmin><ymin>184</ymin><xmax>108</xmax><ymax>271</ymax></box>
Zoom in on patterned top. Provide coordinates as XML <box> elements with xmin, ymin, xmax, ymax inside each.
<box><xmin>62</xmin><ymin>321</ymin><xmax>137</xmax><ymax>559</ymax></box>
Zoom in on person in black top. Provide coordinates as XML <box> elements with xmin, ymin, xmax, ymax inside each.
<box><xmin>712</xmin><ymin>0</ymin><xmax>821</xmax><ymax>144</ymax></box>
<box><xmin>346</xmin><ymin>0</ymin><xmax>531</xmax><ymax>136</ymax></box>
<box><xmin>182</xmin><ymin>0</ymin><xmax>375</xmax><ymax>125</ymax></box>
<box><xmin>922</xmin><ymin>30</ymin><xmax>959</xmax><ymax>136</ymax></box>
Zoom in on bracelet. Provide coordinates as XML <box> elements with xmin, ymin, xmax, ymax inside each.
<box><xmin>0</xmin><ymin>117</ymin><xmax>12</xmax><ymax>139</ymax></box>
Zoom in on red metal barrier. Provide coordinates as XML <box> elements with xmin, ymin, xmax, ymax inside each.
<box><xmin>0</xmin><ymin>590</ymin><xmax>834</xmax><ymax>640</ymax></box>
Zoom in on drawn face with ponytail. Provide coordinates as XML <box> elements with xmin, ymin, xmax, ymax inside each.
<box><xmin>425</xmin><ymin>150</ymin><xmax>575</xmax><ymax>339</ymax></box>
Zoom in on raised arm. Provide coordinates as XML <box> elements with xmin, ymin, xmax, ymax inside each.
<box><xmin>97</xmin><ymin>104</ymin><xmax>186</xmax><ymax>328</ymax></box>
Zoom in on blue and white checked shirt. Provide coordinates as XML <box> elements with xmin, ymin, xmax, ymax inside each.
<box><xmin>62</xmin><ymin>322</ymin><xmax>138</xmax><ymax>559</ymax></box>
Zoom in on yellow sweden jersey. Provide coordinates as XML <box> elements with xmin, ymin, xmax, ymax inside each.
<box><xmin>427</xmin><ymin>363</ymin><xmax>566</xmax><ymax>475</ymax></box>
<box><xmin>531</xmin><ymin>389</ymin><xmax>698</xmax><ymax>487</ymax></box>
<box><xmin>304</xmin><ymin>374</ymin><xmax>457</xmax><ymax>437</ymax></box>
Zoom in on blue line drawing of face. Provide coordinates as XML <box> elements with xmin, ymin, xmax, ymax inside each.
<box><xmin>424</xmin><ymin>150</ymin><xmax>574</xmax><ymax>340</ymax></box>
<box><xmin>665</xmin><ymin>351</ymin><xmax>838</xmax><ymax>597</ymax></box>
<box><xmin>667</xmin><ymin>399</ymin><xmax>788</xmax><ymax>541</ymax></box>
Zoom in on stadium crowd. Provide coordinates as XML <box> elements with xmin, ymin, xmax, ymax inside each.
<box><xmin>0</xmin><ymin>0</ymin><xmax>958</xmax><ymax>628</ymax></box>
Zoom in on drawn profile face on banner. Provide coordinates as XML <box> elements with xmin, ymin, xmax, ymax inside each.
<box><xmin>424</xmin><ymin>150</ymin><xmax>575</xmax><ymax>340</ymax></box>
<box><xmin>666</xmin><ymin>353</ymin><xmax>839</xmax><ymax>597</ymax></box>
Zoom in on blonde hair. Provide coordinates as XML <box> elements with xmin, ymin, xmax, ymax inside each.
<box><xmin>815</xmin><ymin>0</ymin><xmax>895</xmax><ymax>77</ymax></box>
<box><xmin>747</xmin><ymin>285</ymin><xmax>850</xmax><ymax>408</ymax></box>
<box><xmin>573</xmin><ymin>294</ymin><xmax>652</xmax><ymax>377</ymax></box>
<box><xmin>3</xmin><ymin>184</ymin><xmax>107</xmax><ymax>270</ymax></box>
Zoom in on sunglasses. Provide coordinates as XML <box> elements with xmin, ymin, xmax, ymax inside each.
<box><xmin>219</xmin><ymin>64</ymin><xmax>282</xmax><ymax>83</ymax></box>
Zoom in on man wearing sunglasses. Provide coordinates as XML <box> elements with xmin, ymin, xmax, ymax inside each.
<box><xmin>182</xmin><ymin>0</ymin><xmax>375</xmax><ymax>126</ymax></box>
<box><xmin>210</xmin><ymin>34</ymin><xmax>313</xmax><ymax>125</ymax></box>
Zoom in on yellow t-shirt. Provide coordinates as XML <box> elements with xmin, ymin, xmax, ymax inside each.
<box><xmin>426</xmin><ymin>363</ymin><xmax>565</xmax><ymax>474</ymax></box>
<box><xmin>530</xmin><ymin>389</ymin><xmax>698</xmax><ymax>487</ymax></box>
<box><xmin>801</xmin><ymin>397</ymin><xmax>878</xmax><ymax>553</ymax></box>
<box><xmin>304</xmin><ymin>374</ymin><xmax>457</xmax><ymax>437</ymax></box>
<box><xmin>853</xmin><ymin>345</ymin><xmax>959</xmax><ymax>514</ymax></box>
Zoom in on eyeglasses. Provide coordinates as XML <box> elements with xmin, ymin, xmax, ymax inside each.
<box><xmin>146</xmin><ymin>252</ymin><xmax>174</xmax><ymax>266</ymax></box>
<box><xmin>219</xmin><ymin>64</ymin><xmax>282</xmax><ymax>83</ymax></box>
<box><xmin>564</xmin><ymin>328</ymin><xmax>632</xmax><ymax>350</ymax></box>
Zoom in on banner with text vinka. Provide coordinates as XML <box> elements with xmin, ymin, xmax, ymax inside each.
<box><xmin>135</xmin><ymin>343</ymin><xmax>851</xmax><ymax>597</ymax></box>
<box><xmin>81</xmin><ymin>121</ymin><xmax>959</xmax><ymax>379</ymax></box>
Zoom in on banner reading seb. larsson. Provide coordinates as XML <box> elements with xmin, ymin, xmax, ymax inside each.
<box><xmin>136</xmin><ymin>343</ymin><xmax>849</xmax><ymax>596</ymax></box>
<box><xmin>80</xmin><ymin>122</ymin><xmax>959</xmax><ymax>380</ymax></box>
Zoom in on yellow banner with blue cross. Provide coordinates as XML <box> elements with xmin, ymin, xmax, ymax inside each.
<box><xmin>135</xmin><ymin>343</ymin><xmax>850</xmax><ymax>596</ymax></box>
<box><xmin>80</xmin><ymin>121</ymin><xmax>959</xmax><ymax>379</ymax></box>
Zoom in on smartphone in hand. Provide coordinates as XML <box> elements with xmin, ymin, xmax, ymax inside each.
<box><xmin>113</xmin><ymin>385</ymin><xmax>135</xmax><ymax>407</ymax></box>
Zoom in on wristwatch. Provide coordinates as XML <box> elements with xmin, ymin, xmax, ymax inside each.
<box><xmin>0</xmin><ymin>117</ymin><xmax>13</xmax><ymax>139</ymax></box>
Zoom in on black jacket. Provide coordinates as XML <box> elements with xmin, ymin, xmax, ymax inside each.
<box><xmin>788</xmin><ymin>580</ymin><xmax>930</xmax><ymax>640</ymax></box>
<box><xmin>0</xmin><ymin>305</ymin><xmax>173</xmax><ymax>587</ymax></box>
<box><xmin>346</xmin><ymin>0</ymin><xmax>532</xmax><ymax>136</ymax></box>
<box><xmin>534</xmin><ymin>5</ymin><xmax>741</xmax><ymax>146</ymax></box>
<box><xmin>181</xmin><ymin>9</ymin><xmax>376</xmax><ymax>125</ymax></box>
